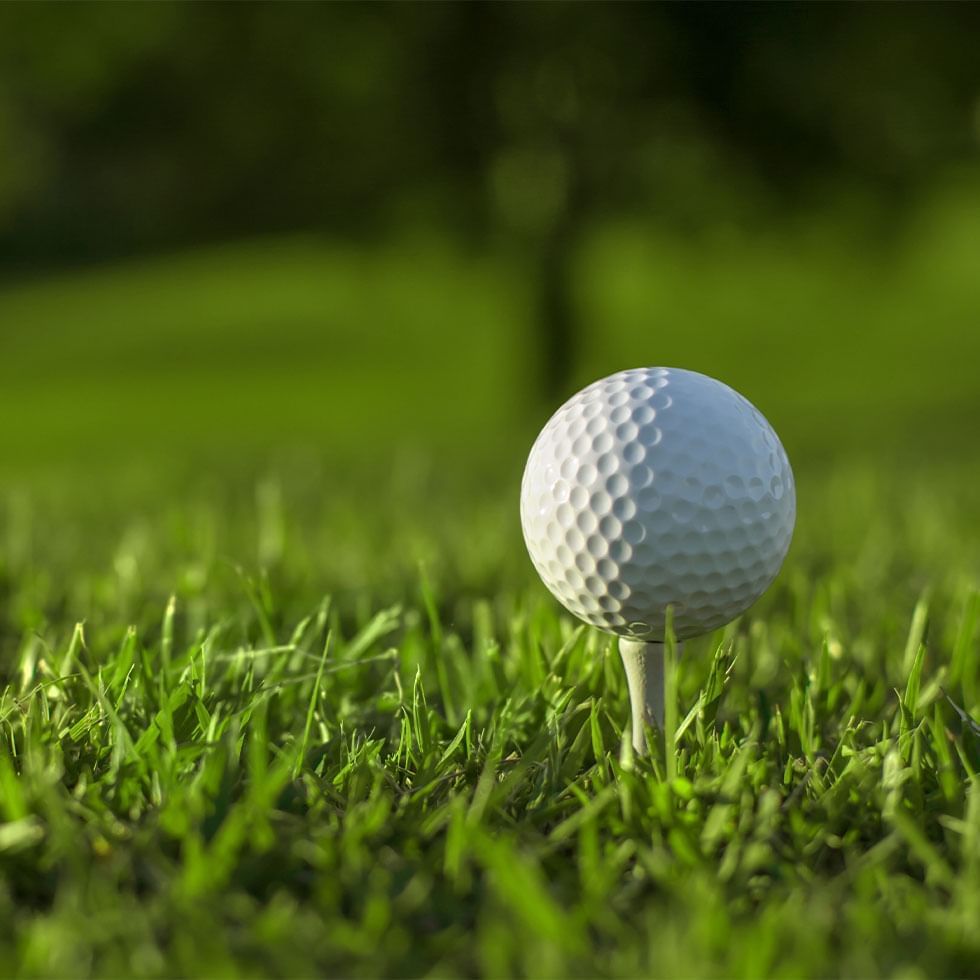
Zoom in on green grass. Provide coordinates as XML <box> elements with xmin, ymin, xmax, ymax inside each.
<box><xmin>0</xmin><ymin>458</ymin><xmax>978</xmax><ymax>978</ymax></box>
<box><xmin>4</xmin><ymin>178</ymin><xmax>980</xmax><ymax>472</ymax></box>
<box><xmin>0</xmin><ymin>235</ymin><xmax>532</xmax><ymax>468</ymax></box>
<box><xmin>1</xmin><ymin>204</ymin><xmax>979</xmax><ymax>976</ymax></box>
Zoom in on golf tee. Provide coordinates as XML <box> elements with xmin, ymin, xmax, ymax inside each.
<box><xmin>618</xmin><ymin>638</ymin><xmax>668</xmax><ymax>755</ymax></box>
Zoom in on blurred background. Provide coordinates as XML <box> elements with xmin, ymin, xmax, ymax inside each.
<box><xmin>4</xmin><ymin>11</ymin><xmax>980</xmax><ymax>977</ymax></box>
<box><xmin>1</xmin><ymin>2</ymin><xmax>979</xmax><ymax>483</ymax></box>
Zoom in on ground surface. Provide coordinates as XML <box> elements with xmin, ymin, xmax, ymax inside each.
<box><xmin>1</xmin><ymin>223</ymin><xmax>979</xmax><ymax>977</ymax></box>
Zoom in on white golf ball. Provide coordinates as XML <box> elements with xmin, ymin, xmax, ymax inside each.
<box><xmin>520</xmin><ymin>367</ymin><xmax>795</xmax><ymax>641</ymax></box>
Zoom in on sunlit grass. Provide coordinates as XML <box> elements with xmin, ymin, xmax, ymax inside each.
<box><xmin>1</xmin><ymin>207</ymin><xmax>979</xmax><ymax>974</ymax></box>
<box><xmin>0</xmin><ymin>459</ymin><xmax>977</xmax><ymax>977</ymax></box>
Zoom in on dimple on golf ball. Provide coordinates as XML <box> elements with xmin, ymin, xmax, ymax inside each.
<box><xmin>520</xmin><ymin>367</ymin><xmax>796</xmax><ymax>641</ymax></box>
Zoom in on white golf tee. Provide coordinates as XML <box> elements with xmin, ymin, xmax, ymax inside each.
<box><xmin>618</xmin><ymin>638</ymin><xmax>681</xmax><ymax>755</ymax></box>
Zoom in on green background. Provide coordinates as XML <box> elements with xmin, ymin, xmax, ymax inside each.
<box><xmin>1</xmin><ymin>5</ymin><xmax>979</xmax><ymax>978</ymax></box>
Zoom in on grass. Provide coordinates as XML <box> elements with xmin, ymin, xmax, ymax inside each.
<box><xmin>0</xmin><ymin>457</ymin><xmax>978</xmax><ymax>978</ymax></box>
<box><xmin>3</xmin><ymin>178</ymin><xmax>980</xmax><ymax>472</ymax></box>
<box><xmin>1</xmin><ymin>206</ymin><xmax>979</xmax><ymax>976</ymax></box>
<box><xmin>0</xmin><ymin>235</ymin><xmax>532</xmax><ymax>468</ymax></box>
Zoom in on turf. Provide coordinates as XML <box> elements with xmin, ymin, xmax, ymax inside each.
<box><xmin>0</xmin><ymin>457</ymin><xmax>978</xmax><ymax>978</ymax></box>
<box><xmin>1</xmin><ymin>219</ymin><xmax>979</xmax><ymax>977</ymax></box>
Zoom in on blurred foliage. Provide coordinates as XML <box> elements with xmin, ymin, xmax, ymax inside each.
<box><xmin>0</xmin><ymin>3</ymin><xmax>979</xmax><ymax>472</ymax></box>
<box><xmin>2</xmin><ymin>3</ymin><xmax>980</xmax><ymax>267</ymax></box>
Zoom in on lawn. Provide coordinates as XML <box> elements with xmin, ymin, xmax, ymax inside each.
<box><xmin>0</xmin><ymin>210</ymin><xmax>978</xmax><ymax>976</ymax></box>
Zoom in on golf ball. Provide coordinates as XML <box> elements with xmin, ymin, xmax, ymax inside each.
<box><xmin>521</xmin><ymin>367</ymin><xmax>795</xmax><ymax>640</ymax></box>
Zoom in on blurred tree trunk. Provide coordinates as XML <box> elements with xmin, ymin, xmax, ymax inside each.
<box><xmin>535</xmin><ymin>157</ymin><xmax>586</xmax><ymax>403</ymax></box>
<box><xmin>536</xmin><ymin>215</ymin><xmax>574</xmax><ymax>401</ymax></box>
